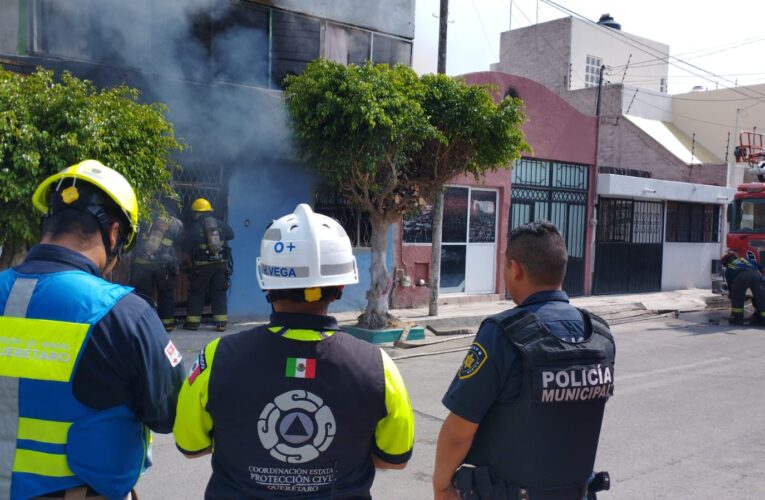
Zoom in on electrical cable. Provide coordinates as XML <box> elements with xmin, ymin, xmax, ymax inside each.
<box><xmin>540</xmin><ymin>0</ymin><xmax>765</xmax><ymax>102</ymax></box>
<box><xmin>470</xmin><ymin>0</ymin><xmax>498</xmax><ymax>62</ymax></box>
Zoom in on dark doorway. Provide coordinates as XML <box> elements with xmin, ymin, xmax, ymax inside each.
<box><xmin>593</xmin><ymin>198</ymin><xmax>663</xmax><ymax>294</ymax></box>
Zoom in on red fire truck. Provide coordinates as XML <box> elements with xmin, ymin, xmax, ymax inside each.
<box><xmin>716</xmin><ymin>132</ymin><xmax>765</xmax><ymax>293</ymax></box>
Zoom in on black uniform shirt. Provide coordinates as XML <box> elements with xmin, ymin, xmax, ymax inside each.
<box><xmin>442</xmin><ymin>290</ymin><xmax>585</xmax><ymax>424</ymax></box>
<box><xmin>13</xmin><ymin>244</ymin><xmax>185</xmax><ymax>433</ymax></box>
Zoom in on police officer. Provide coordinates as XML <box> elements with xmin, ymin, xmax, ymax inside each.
<box><xmin>433</xmin><ymin>221</ymin><xmax>615</xmax><ymax>500</ymax></box>
<box><xmin>174</xmin><ymin>204</ymin><xmax>414</xmax><ymax>499</ymax></box>
<box><xmin>721</xmin><ymin>250</ymin><xmax>765</xmax><ymax>325</ymax></box>
<box><xmin>130</xmin><ymin>204</ymin><xmax>183</xmax><ymax>331</ymax></box>
<box><xmin>0</xmin><ymin>160</ymin><xmax>185</xmax><ymax>500</ymax></box>
<box><xmin>182</xmin><ymin>198</ymin><xmax>234</xmax><ymax>332</ymax></box>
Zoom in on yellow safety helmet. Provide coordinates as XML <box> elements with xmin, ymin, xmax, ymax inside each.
<box><xmin>191</xmin><ymin>198</ymin><xmax>213</xmax><ymax>212</ymax></box>
<box><xmin>32</xmin><ymin>160</ymin><xmax>139</xmax><ymax>250</ymax></box>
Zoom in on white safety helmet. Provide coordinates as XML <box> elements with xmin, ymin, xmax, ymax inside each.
<box><xmin>257</xmin><ymin>204</ymin><xmax>359</xmax><ymax>295</ymax></box>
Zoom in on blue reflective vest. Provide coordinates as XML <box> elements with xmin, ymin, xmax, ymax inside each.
<box><xmin>0</xmin><ymin>269</ymin><xmax>149</xmax><ymax>500</ymax></box>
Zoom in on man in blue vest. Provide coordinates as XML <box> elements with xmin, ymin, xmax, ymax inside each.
<box><xmin>721</xmin><ymin>250</ymin><xmax>765</xmax><ymax>325</ymax></box>
<box><xmin>0</xmin><ymin>160</ymin><xmax>186</xmax><ymax>500</ymax></box>
<box><xmin>174</xmin><ymin>204</ymin><xmax>414</xmax><ymax>499</ymax></box>
<box><xmin>433</xmin><ymin>221</ymin><xmax>614</xmax><ymax>500</ymax></box>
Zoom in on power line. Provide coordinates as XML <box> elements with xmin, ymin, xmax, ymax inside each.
<box><xmin>470</xmin><ymin>0</ymin><xmax>498</xmax><ymax>61</ymax></box>
<box><xmin>609</xmin><ymin>36</ymin><xmax>765</xmax><ymax>71</ymax></box>
<box><xmin>504</xmin><ymin>0</ymin><xmax>595</xmax><ymax>112</ymax></box>
<box><xmin>539</xmin><ymin>0</ymin><xmax>765</xmax><ymax>102</ymax></box>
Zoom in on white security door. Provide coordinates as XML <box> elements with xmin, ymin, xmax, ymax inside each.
<box><xmin>465</xmin><ymin>189</ymin><xmax>497</xmax><ymax>293</ymax></box>
<box><xmin>440</xmin><ymin>187</ymin><xmax>497</xmax><ymax>294</ymax></box>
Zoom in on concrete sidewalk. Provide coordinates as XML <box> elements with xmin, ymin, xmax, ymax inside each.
<box><xmin>234</xmin><ymin>287</ymin><xmax>724</xmax><ymax>332</ymax></box>
<box><xmin>171</xmin><ymin>288</ymin><xmax>726</xmax><ymax>356</ymax></box>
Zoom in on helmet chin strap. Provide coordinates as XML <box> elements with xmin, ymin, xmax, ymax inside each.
<box><xmin>85</xmin><ymin>205</ymin><xmax>126</xmax><ymax>269</ymax></box>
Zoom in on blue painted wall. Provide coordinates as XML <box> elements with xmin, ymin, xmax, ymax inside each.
<box><xmin>226</xmin><ymin>164</ymin><xmax>394</xmax><ymax>319</ymax></box>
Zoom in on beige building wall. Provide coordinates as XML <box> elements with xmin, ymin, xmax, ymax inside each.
<box><xmin>671</xmin><ymin>84</ymin><xmax>765</xmax><ymax>166</ymax></box>
<box><xmin>492</xmin><ymin>17</ymin><xmax>669</xmax><ymax>94</ymax></box>
<box><xmin>569</xmin><ymin>17</ymin><xmax>669</xmax><ymax>92</ymax></box>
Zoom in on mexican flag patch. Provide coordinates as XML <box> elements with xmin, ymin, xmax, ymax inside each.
<box><xmin>285</xmin><ymin>357</ymin><xmax>316</xmax><ymax>379</ymax></box>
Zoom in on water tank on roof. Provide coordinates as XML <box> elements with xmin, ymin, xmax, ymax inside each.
<box><xmin>597</xmin><ymin>14</ymin><xmax>621</xmax><ymax>30</ymax></box>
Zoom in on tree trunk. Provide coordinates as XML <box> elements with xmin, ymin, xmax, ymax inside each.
<box><xmin>359</xmin><ymin>217</ymin><xmax>392</xmax><ymax>330</ymax></box>
<box><xmin>428</xmin><ymin>189</ymin><xmax>445</xmax><ymax>316</ymax></box>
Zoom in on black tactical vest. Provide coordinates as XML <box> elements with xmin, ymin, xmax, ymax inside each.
<box><xmin>205</xmin><ymin>325</ymin><xmax>387</xmax><ymax>499</ymax></box>
<box><xmin>465</xmin><ymin>309</ymin><xmax>615</xmax><ymax>494</ymax></box>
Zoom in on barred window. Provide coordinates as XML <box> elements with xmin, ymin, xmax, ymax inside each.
<box><xmin>314</xmin><ymin>190</ymin><xmax>371</xmax><ymax>247</ymax></box>
<box><xmin>665</xmin><ymin>201</ymin><xmax>720</xmax><ymax>243</ymax></box>
<box><xmin>585</xmin><ymin>55</ymin><xmax>602</xmax><ymax>88</ymax></box>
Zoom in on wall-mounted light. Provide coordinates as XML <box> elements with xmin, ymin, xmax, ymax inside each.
<box><xmin>717</xmin><ymin>195</ymin><xmax>729</xmax><ymax>200</ymax></box>
<box><xmin>643</xmin><ymin>187</ymin><xmax>656</xmax><ymax>193</ymax></box>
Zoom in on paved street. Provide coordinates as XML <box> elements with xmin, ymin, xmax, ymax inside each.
<box><xmin>137</xmin><ymin>310</ymin><xmax>765</xmax><ymax>499</ymax></box>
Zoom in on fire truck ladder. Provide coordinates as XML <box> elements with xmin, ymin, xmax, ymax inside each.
<box><xmin>738</xmin><ymin>130</ymin><xmax>765</xmax><ymax>166</ymax></box>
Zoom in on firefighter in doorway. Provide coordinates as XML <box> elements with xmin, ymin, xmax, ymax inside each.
<box><xmin>182</xmin><ymin>198</ymin><xmax>234</xmax><ymax>332</ymax></box>
<box><xmin>130</xmin><ymin>202</ymin><xmax>183</xmax><ymax>331</ymax></box>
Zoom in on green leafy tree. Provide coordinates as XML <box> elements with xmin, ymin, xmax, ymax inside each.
<box><xmin>284</xmin><ymin>61</ymin><xmax>528</xmax><ymax>329</ymax></box>
<box><xmin>0</xmin><ymin>67</ymin><xmax>184</xmax><ymax>268</ymax></box>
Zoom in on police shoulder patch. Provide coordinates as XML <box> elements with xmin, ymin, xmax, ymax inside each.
<box><xmin>458</xmin><ymin>342</ymin><xmax>488</xmax><ymax>380</ymax></box>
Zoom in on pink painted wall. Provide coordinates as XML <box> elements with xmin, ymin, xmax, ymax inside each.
<box><xmin>392</xmin><ymin>72</ymin><xmax>598</xmax><ymax>308</ymax></box>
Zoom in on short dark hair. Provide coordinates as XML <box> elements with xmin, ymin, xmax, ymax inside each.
<box><xmin>505</xmin><ymin>220</ymin><xmax>568</xmax><ymax>286</ymax></box>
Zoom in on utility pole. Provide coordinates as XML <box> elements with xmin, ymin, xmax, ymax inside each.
<box><xmin>429</xmin><ymin>0</ymin><xmax>448</xmax><ymax>316</ymax></box>
<box><xmin>437</xmin><ymin>0</ymin><xmax>448</xmax><ymax>74</ymax></box>
<box><xmin>588</xmin><ymin>65</ymin><xmax>606</xmax><ymax>295</ymax></box>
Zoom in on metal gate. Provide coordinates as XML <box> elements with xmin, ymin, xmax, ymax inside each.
<box><xmin>593</xmin><ymin>198</ymin><xmax>663</xmax><ymax>294</ymax></box>
<box><xmin>510</xmin><ymin>159</ymin><xmax>589</xmax><ymax>296</ymax></box>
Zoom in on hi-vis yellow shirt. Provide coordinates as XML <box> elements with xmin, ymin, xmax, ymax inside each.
<box><xmin>174</xmin><ymin>327</ymin><xmax>414</xmax><ymax>465</ymax></box>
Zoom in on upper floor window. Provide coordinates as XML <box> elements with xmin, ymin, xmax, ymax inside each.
<box><xmin>660</xmin><ymin>77</ymin><xmax>667</xmax><ymax>93</ymax></box>
<box><xmin>585</xmin><ymin>55</ymin><xmax>602</xmax><ymax>88</ymax></box>
<box><xmin>28</xmin><ymin>3</ymin><xmax>412</xmax><ymax>90</ymax></box>
<box><xmin>326</xmin><ymin>23</ymin><xmax>371</xmax><ymax>65</ymax></box>
<box><xmin>325</xmin><ymin>24</ymin><xmax>411</xmax><ymax>67</ymax></box>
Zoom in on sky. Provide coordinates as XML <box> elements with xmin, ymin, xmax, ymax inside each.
<box><xmin>412</xmin><ymin>0</ymin><xmax>765</xmax><ymax>94</ymax></box>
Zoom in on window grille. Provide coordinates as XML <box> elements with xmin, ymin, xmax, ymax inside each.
<box><xmin>314</xmin><ymin>190</ymin><xmax>372</xmax><ymax>248</ymax></box>
<box><xmin>665</xmin><ymin>201</ymin><xmax>720</xmax><ymax>243</ymax></box>
<box><xmin>585</xmin><ymin>55</ymin><xmax>602</xmax><ymax>88</ymax></box>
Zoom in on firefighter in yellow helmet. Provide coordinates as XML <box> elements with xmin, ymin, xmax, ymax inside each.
<box><xmin>182</xmin><ymin>198</ymin><xmax>235</xmax><ymax>331</ymax></box>
<box><xmin>129</xmin><ymin>198</ymin><xmax>184</xmax><ymax>332</ymax></box>
<box><xmin>0</xmin><ymin>160</ymin><xmax>185</xmax><ymax>499</ymax></box>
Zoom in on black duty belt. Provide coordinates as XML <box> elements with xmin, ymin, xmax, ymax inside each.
<box><xmin>453</xmin><ymin>467</ymin><xmax>609</xmax><ymax>500</ymax></box>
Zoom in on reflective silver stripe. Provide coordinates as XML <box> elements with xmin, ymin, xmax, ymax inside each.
<box><xmin>1</xmin><ymin>278</ymin><xmax>36</xmax><ymax>496</ymax></box>
<box><xmin>321</xmin><ymin>262</ymin><xmax>354</xmax><ymax>276</ymax></box>
<box><xmin>263</xmin><ymin>228</ymin><xmax>282</xmax><ymax>241</ymax></box>
<box><xmin>0</xmin><ymin>376</ymin><xmax>19</xmax><ymax>499</ymax></box>
<box><xmin>4</xmin><ymin>278</ymin><xmax>38</xmax><ymax>317</ymax></box>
